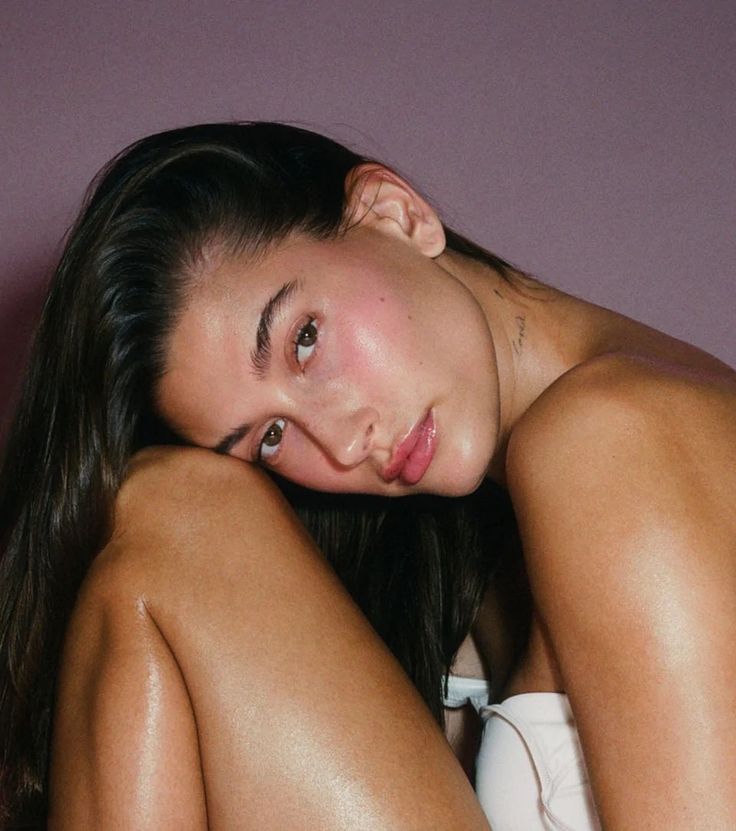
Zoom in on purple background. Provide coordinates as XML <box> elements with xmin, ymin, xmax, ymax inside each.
<box><xmin>2</xmin><ymin>0</ymin><xmax>734</xmax><ymax>433</ymax></box>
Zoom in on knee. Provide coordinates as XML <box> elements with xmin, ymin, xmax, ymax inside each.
<box><xmin>91</xmin><ymin>446</ymin><xmax>338</xmax><ymax>665</ymax></box>
<box><xmin>116</xmin><ymin>445</ymin><xmax>289</xmax><ymax>532</ymax></box>
<box><xmin>121</xmin><ymin>444</ymin><xmax>279</xmax><ymax>503</ymax></box>
<box><xmin>107</xmin><ymin>445</ymin><xmax>305</xmax><ymax>581</ymax></box>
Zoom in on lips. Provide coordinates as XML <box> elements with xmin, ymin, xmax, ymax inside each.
<box><xmin>382</xmin><ymin>410</ymin><xmax>437</xmax><ymax>486</ymax></box>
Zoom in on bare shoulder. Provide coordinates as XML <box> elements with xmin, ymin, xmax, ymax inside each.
<box><xmin>504</xmin><ymin>360</ymin><xmax>736</xmax><ymax>827</ymax></box>
<box><xmin>505</xmin><ymin>350</ymin><xmax>736</xmax><ymax>621</ymax></box>
<box><xmin>509</xmin><ymin>349</ymin><xmax>736</xmax><ymax>450</ymax></box>
<box><xmin>507</xmin><ymin>351</ymin><xmax>736</xmax><ymax>536</ymax></box>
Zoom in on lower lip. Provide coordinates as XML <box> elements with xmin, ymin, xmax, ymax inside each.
<box><xmin>399</xmin><ymin>411</ymin><xmax>437</xmax><ymax>486</ymax></box>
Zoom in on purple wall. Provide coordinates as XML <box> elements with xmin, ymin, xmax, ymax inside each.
<box><xmin>2</xmin><ymin>0</ymin><xmax>734</xmax><ymax>431</ymax></box>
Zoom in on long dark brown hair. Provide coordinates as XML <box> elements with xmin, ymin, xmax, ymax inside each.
<box><xmin>0</xmin><ymin>121</ymin><xmax>520</xmax><ymax>828</ymax></box>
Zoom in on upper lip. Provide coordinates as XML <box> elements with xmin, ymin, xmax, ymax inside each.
<box><xmin>381</xmin><ymin>415</ymin><xmax>426</xmax><ymax>482</ymax></box>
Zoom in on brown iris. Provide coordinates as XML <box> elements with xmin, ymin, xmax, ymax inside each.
<box><xmin>297</xmin><ymin>321</ymin><xmax>318</xmax><ymax>347</ymax></box>
<box><xmin>262</xmin><ymin>422</ymin><xmax>283</xmax><ymax>446</ymax></box>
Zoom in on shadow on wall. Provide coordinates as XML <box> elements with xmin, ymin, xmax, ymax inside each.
<box><xmin>0</xmin><ymin>259</ymin><xmax>53</xmax><ymax>445</ymax></box>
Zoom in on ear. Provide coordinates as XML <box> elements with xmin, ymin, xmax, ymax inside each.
<box><xmin>344</xmin><ymin>164</ymin><xmax>446</xmax><ymax>258</ymax></box>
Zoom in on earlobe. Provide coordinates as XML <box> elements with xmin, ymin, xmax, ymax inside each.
<box><xmin>344</xmin><ymin>164</ymin><xmax>446</xmax><ymax>258</ymax></box>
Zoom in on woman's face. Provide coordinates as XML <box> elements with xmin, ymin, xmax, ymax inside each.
<box><xmin>157</xmin><ymin>224</ymin><xmax>502</xmax><ymax>497</ymax></box>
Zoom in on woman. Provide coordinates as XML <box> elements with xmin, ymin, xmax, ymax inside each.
<box><xmin>0</xmin><ymin>121</ymin><xmax>734</xmax><ymax>830</ymax></box>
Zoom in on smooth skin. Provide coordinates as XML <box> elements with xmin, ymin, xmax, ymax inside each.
<box><xmin>50</xmin><ymin>449</ymin><xmax>489</xmax><ymax>830</ymax></box>
<box><xmin>49</xmin><ymin>166</ymin><xmax>736</xmax><ymax>829</ymax></box>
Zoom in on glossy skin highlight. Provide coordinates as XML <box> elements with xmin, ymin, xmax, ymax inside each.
<box><xmin>158</xmin><ymin>181</ymin><xmax>503</xmax><ymax>497</ymax></box>
<box><xmin>49</xmin><ymin>164</ymin><xmax>736</xmax><ymax>830</ymax></box>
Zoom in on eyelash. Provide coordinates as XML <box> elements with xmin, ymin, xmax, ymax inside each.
<box><xmin>257</xmin><ymin>317</ymin><xmax>319</xmax><ymax>463</ymax></box>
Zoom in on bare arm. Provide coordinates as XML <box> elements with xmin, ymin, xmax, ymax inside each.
<box><xmin>507</xmin><ymin>361</ymin><xmax>736</xmax><ymax>829</ymax></box>
<box><xmin>50</xmin><ymin>447</ymin><xmax>490</xmax><ymax>830</ymax></box>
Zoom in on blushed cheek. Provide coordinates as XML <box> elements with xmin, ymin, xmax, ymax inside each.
<box><xmin>338</xmin><ymin>296</ymin><xmax>414</xmax><ymax>384</ymax></box>
<box><xmin>304</xmin><ymin>304</ymin><xmax>406</xmax><ymax>409</ymax></box>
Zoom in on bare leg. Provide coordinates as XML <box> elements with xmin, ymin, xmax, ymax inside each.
<box><xmin>49</xmin><ymin>447</ymin><xmax>490</xmax><ymax>830</ymax></box>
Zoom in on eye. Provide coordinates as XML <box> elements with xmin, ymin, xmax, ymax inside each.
<box><xmin>259</xmin><ymin>418</ymin><xmax>286</xmax><ymax>461</ymax></box>
<box><xmin>294</xmin><ymin>318</ymin><xmax>318</xmax><ymax>367</ymax></box>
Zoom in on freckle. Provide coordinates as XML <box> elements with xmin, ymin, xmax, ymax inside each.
<box><xmin>408</xmin><ymin>314</ymin><xmax>413</xmax><ymax>320</ymax></box>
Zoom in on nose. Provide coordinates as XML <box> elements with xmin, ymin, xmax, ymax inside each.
<box><xmin>310</xmin><ymin>406</ymin><xmax>379</xmax><ymax>468</ymax></box>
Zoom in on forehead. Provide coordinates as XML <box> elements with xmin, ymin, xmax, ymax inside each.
<box><xmin>156</xmin><ymin>242</ymin><xmax>280</xmax><ymax>439</ymax></box>
<box><xmin>154</xmin><ymin>234</ymin><xmax>337</xmax><ymax>442</ymax></box>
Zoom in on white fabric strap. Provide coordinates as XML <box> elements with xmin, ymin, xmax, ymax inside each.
<box><xmin>442</xmin><ymin>674</ymin><xmax>492</xmax><ymax>713</ymax></box>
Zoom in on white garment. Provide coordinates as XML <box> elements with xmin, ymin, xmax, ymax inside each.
<box><xmin>444</xmin><ymin>676</ymin><xmax>601</xmax><ymax>831</ymax></box>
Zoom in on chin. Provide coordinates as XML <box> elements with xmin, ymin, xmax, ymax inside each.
<box><xmin>419</xmin><ymin>463</ymin><xmax>489</xmax><ymax>498</ymax></box>
<box><xmin>431</xmin><ymin>438</ymin><xmax>495</xmax><ymax>496</ymax></box>
<box><xmin>437</xmin><ymin>476</ymin><xmax>487</xmax><ymax>498</ymax></box>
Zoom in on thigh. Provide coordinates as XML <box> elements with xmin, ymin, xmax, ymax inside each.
<box><xmin>52</xmin><ymin>447</ymin><xmax>489</xmax><ymax>831</ymax></box>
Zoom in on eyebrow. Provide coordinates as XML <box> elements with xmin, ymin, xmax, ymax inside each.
<box><xmin>211</xmin><ymin>279</ymin><xmax>300</xmax><ymax>455</ymax></box>
<box><xmin>212</xmin><ymin>422</ymin><xmax>251</xmax><ymax>455</ymax></box>
<box><xmin>251</xmin><ymin>279</ymin><xmax>300</xmax><ymax>379</ymax></box>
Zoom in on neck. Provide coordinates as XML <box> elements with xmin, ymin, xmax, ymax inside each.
<box><xmin>436</xmin><ymin>250</ymin><xmax>603</xmax><ymax>486</ymax></box>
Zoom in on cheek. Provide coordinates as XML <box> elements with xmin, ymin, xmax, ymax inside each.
<box><xmin>308</xmin><ymin>298</ymin><xmax>408</xmax><ymax>401</ymax></box>
<box><xmin>338</xmin><ymin>294</ymin><xmax>417</xmax><ymax>379</ymax></box>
